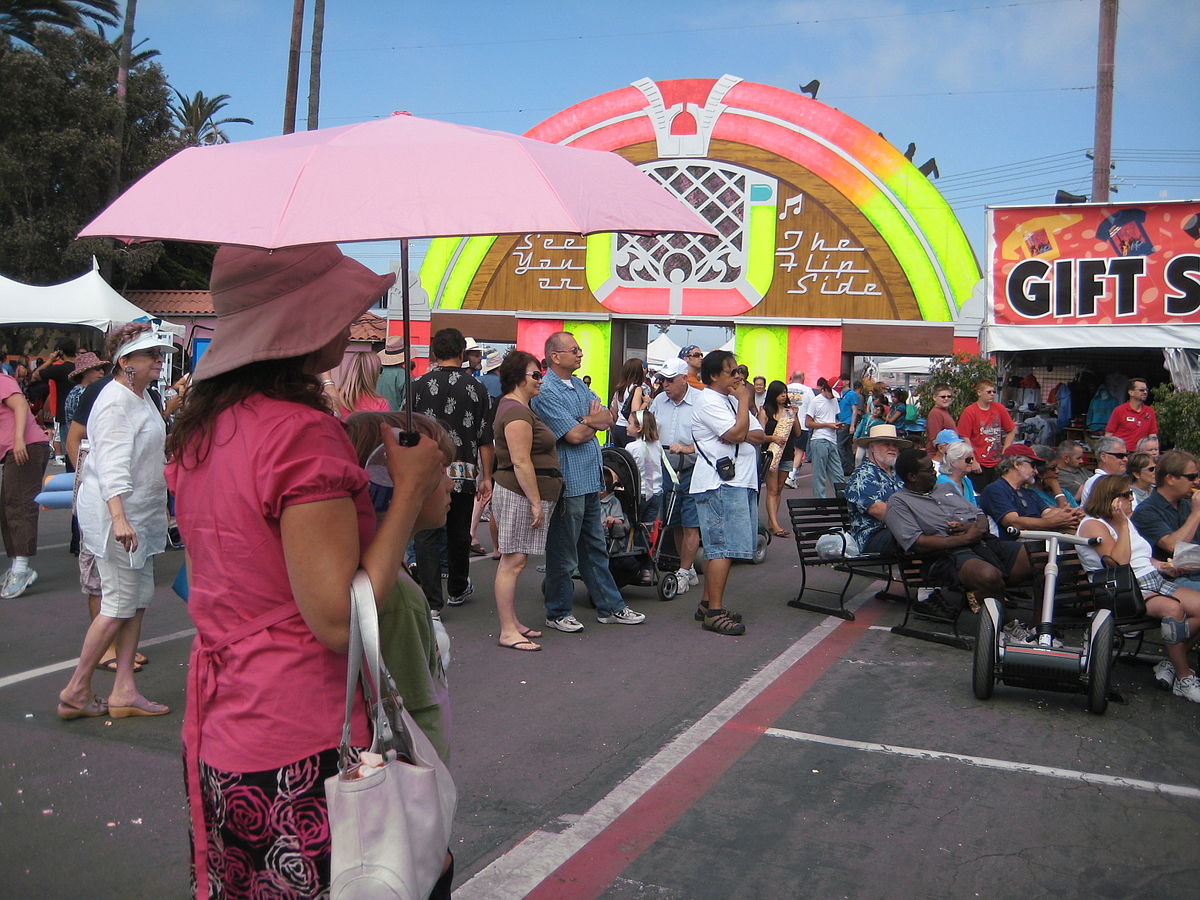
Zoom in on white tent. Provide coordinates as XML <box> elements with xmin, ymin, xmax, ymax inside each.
<box><xmin>875</xmin><ymin>356</ymin><xmax>933</xmax><ymax>377</ymax></box>
<box><xmin>0</xmin><ymin>261</ymin><xmax>183</xmax><ymax>334</ymax></box>
<box><xmin>645</xmin><ymin>331</ymin><xmax>682</xmax><ymax>368</ymax></box>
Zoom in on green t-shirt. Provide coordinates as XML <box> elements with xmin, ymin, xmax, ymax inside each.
<box><xmin>378</xmin><ymin>575</ymin><xmax>451</xmax><ymax>762</ymax></box>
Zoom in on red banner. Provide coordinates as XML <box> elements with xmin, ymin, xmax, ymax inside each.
<box><xmin>990</xmin><ymin>201</ymin><xmax>1200</xmax><ymax>327</ymax></box>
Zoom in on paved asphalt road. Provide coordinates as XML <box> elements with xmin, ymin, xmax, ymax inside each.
<box><xmin>2</xmin><ymin>480</ymin><xmax>1199</xmax><ymax>899</ymax></box>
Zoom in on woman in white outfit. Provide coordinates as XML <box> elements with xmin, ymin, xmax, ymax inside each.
<box><xmin>57</xmin><ymin>323</ymin><xmax>173</xmax><ymax>719</ymax></box>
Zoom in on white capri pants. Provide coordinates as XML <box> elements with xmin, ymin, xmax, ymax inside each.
<box><xmin>96</xmin><ymin>553</ymin><xmax>156</xmax><ymax>618</ymax></box>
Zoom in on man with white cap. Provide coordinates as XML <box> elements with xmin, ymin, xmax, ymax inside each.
<box><xmin>647</xmin><ymin>357</ymin><xmax>703</xmax><ymax>595</ymax></box>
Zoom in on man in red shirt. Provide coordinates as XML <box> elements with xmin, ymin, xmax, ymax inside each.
<box><xmin>1106</xmin><ymin>377</ymin><xmax>1157</xmax><ymax>449</ymax></box>
<box><xmin>956</xmin><ymin>378</ymin><xmax>1014</xmax><ymax>491</ymax></box>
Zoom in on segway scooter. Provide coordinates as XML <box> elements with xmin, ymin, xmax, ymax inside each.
<box><xmin>973</xmin><ymin>530</ymin><xmax>1114</xmax><ymax>714</ymax></box>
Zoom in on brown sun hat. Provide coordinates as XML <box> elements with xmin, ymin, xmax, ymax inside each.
<box><xmin>193</xmin><ymin>244</ymin><xmax>396</xmax><ymax>382</ymax></box>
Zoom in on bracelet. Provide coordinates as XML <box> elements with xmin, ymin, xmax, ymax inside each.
<box><xmin>321</xmin><ymin>380</ymin><xmax>335</xmax><ymax>387</ymax></box>
<box><xmin>1054</xmin><ymin>493</ymin><xmax>1066</xmax><ymax>499</ymax></box>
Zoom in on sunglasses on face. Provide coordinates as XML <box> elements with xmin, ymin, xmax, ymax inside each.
<box><xmin>980</xmin><ymin>389</ymin><xmax>995</xmax><ymax>394</ymax></box>
<box><xmin>526</xmin><ymin>370</ymin><xmax>543</xmax><ymax>380</ymax></box>
<box><xmin>936</xmin><ymin>394</ymin><xmax>952</xmax><ymax>400</ymax></box>
<box><xmin>732</xmin><ymin>366</ymin><xmax>749</xmax><ymax>377</ymax></box>
<box><xmin>686</xmin><ymin>352</ymin><xmax>703</xmax><ymax>359</ymax></box>
<box><xmin>1103</xmin><ymin>451</ymin><xmax>1128</xmax><ymax>459</ymax></box>
<box><xmin>1117</xmin><ymin>490</ymin><xmax>1134</xmax><ymax>498</ymax></box>
<box><xmin>1180</xmin><ymin>472</ymin><xmax>1199</xmax><ymax>481</ymax></box>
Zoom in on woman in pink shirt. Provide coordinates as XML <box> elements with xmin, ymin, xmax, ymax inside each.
<box><xmin>321</xmin><ymin>347</ymin><xmax>389</xmax><ymax>417</ymax></box>
<box><xmin>166</xmin><ymin>245</ymin><xmax>445</xmax><ymax>899</ymax></box>
<box><xmin>0</xmin><ymin>370</ymin><xmax>51</xmax><ymax>599</ymax></box>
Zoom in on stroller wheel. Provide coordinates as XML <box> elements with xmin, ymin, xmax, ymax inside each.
<box><xmin>657</xmin><ymin>571</ymin><xmax>679</xmax><ymax>601</ymax></box>
<box><xmin>751</xmin><ymin>529</ymin><xmax>769</xmax><ymax>565</ymax></box>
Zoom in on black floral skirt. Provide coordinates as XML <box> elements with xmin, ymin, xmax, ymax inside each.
<box><xmin>189</xmin><ymin>746</ymin><xmax>360</xmax><ymax>899</ymax></box>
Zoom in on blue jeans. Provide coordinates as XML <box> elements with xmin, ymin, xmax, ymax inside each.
<box><xmin>543</xmin><ymin>492</ymin><xmax>624</xmax><ymax>618</ymax></box>
<box><xmin>809</xmin><ymin>438</ymin><xmax>845</xmax><ymax>498</ymax></box>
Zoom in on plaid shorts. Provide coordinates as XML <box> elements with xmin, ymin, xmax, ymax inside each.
<box><xmin>492</xmin><ymin>482</ymin><xmax>556</xmax><ymax>556</ymax></box>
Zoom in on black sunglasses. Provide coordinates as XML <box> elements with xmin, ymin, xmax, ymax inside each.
<box><xmin>526</xmin><ymin>370</ymin><xmax>543</xmax><ymax>380</ymax></box>
<box><xmin>1103</xmin><ymin>451</ymin><xmax>1129</xmax><ymax>459</ymax></box>
<box><xmin>1180</xmin><ymin>472</ymin><xmax>1199</xmax><ymax>481</ymax></box>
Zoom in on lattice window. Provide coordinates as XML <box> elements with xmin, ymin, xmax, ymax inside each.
<box><xmin>612</xmin><ymin>161</ymin><xmax>751</xmax><ymax>287</ymax></box>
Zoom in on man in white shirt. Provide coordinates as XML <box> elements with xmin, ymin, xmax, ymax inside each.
<box><xmin>646</xmin><ymin>358</ymin><xmax>703</xmax><ymax>593</ymax></box>
<box><xmin>806</xmin><ymin>377</ymin><xmax>846</xmax><ymax>498</ymax></box>
<box><xmin>785</xmin><ymin>371</ymin><xmax>814</xmax><ymax>488</ymax></box>
<box><xmin>691</xmin><ymin>350</ymin><xmax>767</xmax><ymax>635</ymax></box>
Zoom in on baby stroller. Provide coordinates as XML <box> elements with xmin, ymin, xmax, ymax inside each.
<box><xmin>601</xmin><ymin>446</ymin><xmax>680</xmax><ymax>601</ymax></box>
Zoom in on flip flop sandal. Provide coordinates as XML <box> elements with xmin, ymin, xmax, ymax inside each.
<box><xmin>519</xmin><ymin>626</ymin><xmax>543</xmax><ymax>639</ymax></box>
<box><xmin>57</xmin><ymin>694</ymin><xmax>109</xmax><ymax>720</ymax></box>
<box><xmin>498</xmin><ymin>638</ymin><xmax>542</xmax><ymax>652</ymax></box>
<box><xmin>108</xmin><ymin>699</ymin><xmax>170</xmax><ymax>718</ymax></box>
<box><xmin>96</xmin><ymin>658</ymin><xmax>142</xmax><ymax>673</ymax></box>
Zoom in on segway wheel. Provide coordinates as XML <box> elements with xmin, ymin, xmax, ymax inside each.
<box><xmin>1087</xmin><ymin>615</ymin><xmax>1115</xmax><ymax>715</ymax></box>
<box><xmin>657</xmin><ymin>571</ymin><xmax>679</xmax><ymax>601</ymax></box>
<box><xmin>973</xmin><ymin>608</ymin><xmax>997</xmax><ymax>700</ymax></box>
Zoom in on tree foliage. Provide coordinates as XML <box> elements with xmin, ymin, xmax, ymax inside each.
<box><xmin>0</xmin><ymin>0</ymin><xmax>119</xmax><ymax>49</ymax></box>
<box><xmin>0</xmin><ymin>25</ymin><xmax>180</xmax><ymax>285</ymax></box>
<box><xmin>910</xmin><ymin>352</ymin><xmax>998</xmax><ymax>420</ymax></box>
<box><xmin>171</xmin><ymin>89</ymin><xmax>253</xmax><ymax>146</ymax></box>
<box><xmin>1151</xmin><ymin>385</ymin><xmax>1200</xmax><ymax>455</ymax></box>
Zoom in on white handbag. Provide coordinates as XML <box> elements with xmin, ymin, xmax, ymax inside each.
<box><xmin>326</xmin><ymin>571</ymin><xmax>457</xmax><ymax>899</ymax></box>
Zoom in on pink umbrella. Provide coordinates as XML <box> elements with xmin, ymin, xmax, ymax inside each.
<box><xmin>80</xmin><ymin>112</ymin><xmax>714</xmax><ymax>437</ymax></box>
<box><xmin>79</xmin><ymin>112</ymin><xmax>713</xmax><ymax>246</ymax></box>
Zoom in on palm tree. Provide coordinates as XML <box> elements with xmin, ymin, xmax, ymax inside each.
<box><xmin>170</xmin><ymin>89</ymin><xmax>254</xmax><ymax>146</ymax></box>
<box><xmin>0</xmin><ymin>0</ymin><xmax>119</xmax><ymax>48</ymax></box>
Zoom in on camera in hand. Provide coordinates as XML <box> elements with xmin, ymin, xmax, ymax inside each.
<box><xmin>715</xmin><ymin>456</ymin><xmax>736</xmax><ymax>481</ymax></box>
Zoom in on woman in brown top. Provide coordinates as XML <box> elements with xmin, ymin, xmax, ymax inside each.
<box><xmin>492</xmin><ymin>351</ymin><xmax>563</xmax><ymax>651</ymax></box>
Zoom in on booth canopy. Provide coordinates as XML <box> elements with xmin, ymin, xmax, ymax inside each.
<box><xmin>645</xmin><ymin>331</ymin><xmax>682</xmax><ymax>368</ymax></box>
<box><xmin>0</xmin><ymin>263</ymin><xmax>183</xmax><ymax>334</ymax></box>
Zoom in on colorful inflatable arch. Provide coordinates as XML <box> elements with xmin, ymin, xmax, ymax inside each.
<box><xmin>421</xmin><ymin>75</ymin><xmax>981</xmax><ymax>384</ymax></box>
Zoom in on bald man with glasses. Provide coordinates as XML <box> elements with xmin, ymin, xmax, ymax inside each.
<box><xmin>532</xmin><ymin>331</ymin><xmax>646</xmax><ymax>632</ymax></box>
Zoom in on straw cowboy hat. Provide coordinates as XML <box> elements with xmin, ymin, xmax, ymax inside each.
<box><xmin>853</xmin><ymin>423</ymin><xmax>913</xmax><ymax>449</ymax></box>
<box><xmin>377</xmin><ymin>337</ymin><xmax>407</xmax><ymax>365</ymax></box>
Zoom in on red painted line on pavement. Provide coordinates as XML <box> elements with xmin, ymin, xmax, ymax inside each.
<box><xmin>523</xmin><ymin>601</ymin><xmax>888</xmax><ymax>899</ymax></box>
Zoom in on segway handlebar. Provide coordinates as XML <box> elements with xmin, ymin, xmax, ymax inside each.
<box><xmin>1016</xmin><ymin>530</ymin><xmax>1101</xmax><ymax>547</ymax></box>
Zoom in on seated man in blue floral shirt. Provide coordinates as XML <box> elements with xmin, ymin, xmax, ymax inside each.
<box><xmin>844</xmin><ymin>424</ymin><xmax>910</xmax><ymax>554</ymax></box>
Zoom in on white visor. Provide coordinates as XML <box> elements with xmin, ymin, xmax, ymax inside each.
<box><xmin>114</xmin><ymin>329</ymin><xmax>176</xmax><ymax>361</ymax></box>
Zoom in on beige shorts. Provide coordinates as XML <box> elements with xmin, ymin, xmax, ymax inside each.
<box><xmin>96</xmin><ymin>554</ymin><xmax>155</xmax><ymax>618</ymax></box>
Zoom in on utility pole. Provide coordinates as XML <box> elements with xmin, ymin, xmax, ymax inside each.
<box><xmin>1091</xmin><ymin>0</ymin><xmax>1118</xmax><ymax>202</ymax></box>
<box><xmin>307</xmin><ymin>0</ymin><xmax>325</xmax><ymax>130</ymax></box>
<box><xmin>283</xmin><ymin>0</ymin><xmax>305</xmax><ymax>134</ymax></box>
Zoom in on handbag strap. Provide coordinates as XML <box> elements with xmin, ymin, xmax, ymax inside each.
<box><xmin>340</xmin><ymin>570</ymin><xmax>399</xmax><ymax>767</ymax></box>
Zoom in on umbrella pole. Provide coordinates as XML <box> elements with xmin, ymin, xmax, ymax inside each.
<box><xmin>398</xmin><ymin>237</ymin><xmax>418</xmax><ymax>446</ymax></box>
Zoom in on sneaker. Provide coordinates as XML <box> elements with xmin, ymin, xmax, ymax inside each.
<box><xmin>447</xmin><ymin>578</ymin><xmax>473</xmax><ymax>606</ymax></box>
<box><xmin>596</xmin><ymin>606</ymin><xmax>646</xmax><ymax>625</ymax></box>
<box><xmin>678</xmin><ymin>566</ymin><xmax>699</xmax><ymax>587</ymax></box>
<box><xmin>429</xmin><ymin>609</ymin><xmax>442</xmax><ymax>622</ymax></box>
<box><xmin>694</xmin><ymin>602</ymin><xmax>743</xmax><ymax>623</ymax></box>
<box><xmin>915</xmin><ymin>589</ymin><xmax>960</xmax><ymax>621</ymax></box>
<box><xmin>674</xmin><ymin>571</ymin><xmax>691</xmax><ymax>595</ymax></box>
<box><xmin>1172</xmin><ymin>673</ymin><xmax>1200</xmax><ymax>703</ymax></box>
<box><xmin>1</xmin><ymin>568</ymin><xmax>37</xmax><ymax>599</ymax></box>
<box><xmin>1153</xmin><ymin>659</ymin><xmax>1176</xmax><ymax>690</ymax></box>
<box><xmin>545</xmin><ymin>614</ymin><xmax>585</xmax><ymax>633</ymax></box>
<box><xmin>785</xmin><ymin>473</ymin><xmax>800</xmax><ymax>489</ymax></box>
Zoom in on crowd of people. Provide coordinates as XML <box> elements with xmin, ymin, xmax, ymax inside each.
<box><xmin>6</xmin><ymin>263</ymin><xmax>1199</xmax><ymax>896</ymax></box>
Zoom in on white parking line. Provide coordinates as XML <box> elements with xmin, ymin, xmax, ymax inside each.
<box><xmin>0</xmin><ymin>627</ymin><xmax>196</xmax><ymax>690</ymax></box>
<box><xmin>763</xmin><ymin>728</ymin><xmax>1200</xmax><ymax>800</ymax></box>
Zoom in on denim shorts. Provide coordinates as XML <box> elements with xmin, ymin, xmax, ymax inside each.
<box><xmin>695</xmin><ymin>485</ymin><xmax>758</xmax><ymax>559</ymax></box>
<box><xmin>663</xmin><ymin>462</ymin><xmax>699</xmax><ymax>528</ymax></box>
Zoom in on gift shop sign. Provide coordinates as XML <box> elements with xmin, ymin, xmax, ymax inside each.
<box><xmin>989</xmin><ymin>202</ymin><xmax>1200</xmax><ymax>326</ymax></box>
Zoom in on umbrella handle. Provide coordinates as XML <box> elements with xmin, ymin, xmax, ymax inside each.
<box><xmin>396</xmin><ymin>237</ymin><xmax>419</xmax><ymax>448</ymax></box>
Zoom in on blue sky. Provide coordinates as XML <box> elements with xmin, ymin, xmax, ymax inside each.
<box><xmin>134</xmin><ymin>0</ymin><xmax>1198</xmax><ymax>278</ymax></box>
